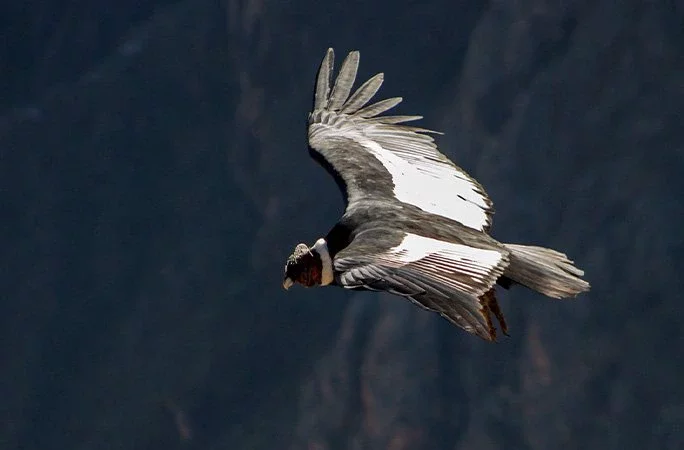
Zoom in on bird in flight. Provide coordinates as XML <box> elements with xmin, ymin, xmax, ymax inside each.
<box><xmin>283</xmin><ymin>48</ymin><xmax>590</xmax><ymax>341</ymax></box>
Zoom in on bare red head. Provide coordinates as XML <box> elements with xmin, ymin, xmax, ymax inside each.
<box><xmin>283</xmin><ymin>239</ymin><xmax>333</xmax><ymax>289</ymax></box>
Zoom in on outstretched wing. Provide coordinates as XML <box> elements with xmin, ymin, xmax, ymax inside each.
<box><xmin>307</xmin><ymin>48</ymin><xmax>494</xmax><ymax>232</ymax></box>
<box><xmin>333</xmin><ymin>229</ymin><xmax>510</xmax><ymax>340</ymax></box>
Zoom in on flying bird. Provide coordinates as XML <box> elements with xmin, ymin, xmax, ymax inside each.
<box><xmin>283</xmin><ymin>48</ymin><xmax>590</xmax><ymax>341</ymax></box>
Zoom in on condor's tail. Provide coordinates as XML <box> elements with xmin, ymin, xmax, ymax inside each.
<box><xmin>502</xmin><ymin>244</ymin><xmax>590</xmax><ymax>298</ymax></box>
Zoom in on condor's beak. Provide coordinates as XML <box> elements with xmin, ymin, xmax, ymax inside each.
<box><xmin>283</xmin><ymin>277</ymin><xmax>294</xmax><ymax>290</ymax></box>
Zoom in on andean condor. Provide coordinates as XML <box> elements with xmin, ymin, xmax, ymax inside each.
<box><xmin>283</xmin><ymin>49</ymin><xmax>590</xmax><ymax>341</ymax></box>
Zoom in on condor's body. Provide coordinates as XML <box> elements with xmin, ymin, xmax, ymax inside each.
<box><xmin>283</xmin><ymin>49</ymin><xmax>590</xmax><ymax>341</ymax></box>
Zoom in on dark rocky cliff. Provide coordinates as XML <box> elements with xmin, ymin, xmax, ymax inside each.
<box><xmin>1</xmin><ymin>1</ymin><xmax>682</xmax><ymax>449</ymax></box>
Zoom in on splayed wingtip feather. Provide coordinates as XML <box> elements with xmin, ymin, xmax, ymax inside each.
<box><xmin>314</xmin><ymin>48</ymin><xmax>335</xmax><ymax>111</ymax></box>
<box><xmin>339</xmin><ymin>72</ymin><xmax>384</xmax><ymax>114</ymax></box>
<box><xmin>328</xmin><ymin>51</ymin><xmax>360</xmax><ymax>111</ymax></box>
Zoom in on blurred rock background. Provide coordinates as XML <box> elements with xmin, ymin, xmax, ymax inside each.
<box><xmin>1</xmin><ymin>0</ymin><xmax>682</xmax><ymax>449</ymax></box>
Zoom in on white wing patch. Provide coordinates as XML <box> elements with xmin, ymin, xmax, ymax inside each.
<box><xmin>357</xmin><ymin>138</ymin><xmax>490</xmax><ymax>231</ymax></box>
<box><xmin>383</xmin><ymin>233</ymin><xmax>504</xmax><ymax>293</ymax></box>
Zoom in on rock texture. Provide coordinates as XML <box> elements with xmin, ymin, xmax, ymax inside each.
<box><xmin>1</xmin><ymin>1</ymin><xmax>682</xmax><ymax>449</ymax></box>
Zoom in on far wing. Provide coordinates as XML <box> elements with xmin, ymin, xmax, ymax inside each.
<box><xmin>333</xmin><ymin>229</ymin><xmax>510</xmax><ymax>340</ymax></box>
<box><xmin>307</xmin><ymin>48</ymin><xmax>494</xmax><ymax>232</ymax></box>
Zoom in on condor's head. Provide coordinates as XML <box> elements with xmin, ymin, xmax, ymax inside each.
<box><xmin>283</xmin><ymin>239</ymin><xmax>333</xmax><ymax>289</ymax></box>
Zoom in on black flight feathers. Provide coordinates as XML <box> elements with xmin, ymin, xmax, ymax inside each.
<box><xmin>312</xmin><ymin>48</ymin><xmax>426</xmax><ymax>127</ymax></box>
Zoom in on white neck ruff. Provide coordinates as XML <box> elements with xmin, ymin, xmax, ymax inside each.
<box><xmin>312</xmin><ymin>238</ymin><xmax>334</xmax><ymax>286</ymax></box>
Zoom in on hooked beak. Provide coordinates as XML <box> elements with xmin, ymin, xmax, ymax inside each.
<box><xmin>283</xmin><ymin>277</ymin><xmax>294</xmax><ymax>290</ymax></box>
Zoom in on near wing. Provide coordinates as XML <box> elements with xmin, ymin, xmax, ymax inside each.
<box><xmin>333</xmin><ymin>230</ymin><xmax>510</xmax><ymax>340</ymax></box>
<box><xmin>307</xmin><ymin>48</ymin><xmax>494</xmax><ymax>232</ymax></box>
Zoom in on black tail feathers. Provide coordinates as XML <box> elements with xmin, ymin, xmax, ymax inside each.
<box><xmin>502</xmin><ymin>244</ymin><xmax>590</xmax><ymax>298</ymax></box>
